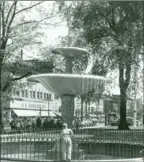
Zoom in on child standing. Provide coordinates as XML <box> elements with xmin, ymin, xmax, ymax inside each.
<box><xmin>60</xmin><ymin>123</ymin><xmax>73</xmax><ymax>162</ymax></box>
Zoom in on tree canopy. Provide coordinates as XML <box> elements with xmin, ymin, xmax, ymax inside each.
<box><xmin>59</xmin><ymin>1</ymin><xmax>143</xmax><ymax>129</ymax></box>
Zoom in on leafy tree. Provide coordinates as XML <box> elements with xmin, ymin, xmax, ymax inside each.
<box><xmin>0</xmin><ymin>1</ymin><xmax>60</xmax><ymax>129</ymax></box>
<box><xmin>70</xmin><ymin>1</ymin><xmax>143</xmax><ymax>129</ymax></box>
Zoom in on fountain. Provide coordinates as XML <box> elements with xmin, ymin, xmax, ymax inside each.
<box><xmin>27</xmin><ymin>46</ymin><xmax>107</xmax><ymax>160</ymax></box>
<box><xmin>28</xmin><ymin>47</ymin><xmax>106</xmax><ymax>128</ymax></box>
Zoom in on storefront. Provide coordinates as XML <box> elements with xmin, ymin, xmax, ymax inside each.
<box><xmin>5</xmin><ymin>99</ymin><xmax>59</xmax><ymax>120</ymax></box>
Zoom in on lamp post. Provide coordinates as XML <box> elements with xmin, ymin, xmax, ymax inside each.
<box><xmin>39</xmin><ymin>107</ymin><xmax>41</xmax><ymax>118</ymax></box>
<box><xmin>142</xmin><ymin>53</ymin><xmax>144</xmax><ymax>125</ymax></box>
<box><xmin>0</xmin><ymin>49</ymin><xmax>4</xmax><ymax>130</ymax></box>
<box><xmin>81</xmin><ymin>97</ymin><xmax>84</xmax><ymax>122</ymax></box>
<box><xmin>133</xmin><ymin>62</ymin><xmax>138</xmax><ymax>127</ymax></box>
<box><xmin>48</xmin><ymin>96</ymin><xmax>50</xmax><ymax>117</ymax></box>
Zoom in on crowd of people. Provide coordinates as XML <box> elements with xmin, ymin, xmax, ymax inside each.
<box><xmin>6</xmin><ymin>116</ymin><xmax>98</xmax><ymax>132</ymax></box>
<box><xmin>8</xmin><ymin>117</ymin><xmax>64</xmax><ymax>131</ymax></box>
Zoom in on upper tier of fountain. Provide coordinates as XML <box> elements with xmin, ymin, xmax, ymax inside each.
<box><xmin>27</xmin><ymin>73</ymin><xmax>106</xmax><ymax>96</ymax></box>
<box><xmin>51</xmin><ymin>47</ymin><xmax>90</xmax><ymax>58</ymax></box>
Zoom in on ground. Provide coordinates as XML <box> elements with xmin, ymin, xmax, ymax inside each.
<box><xmin>1</xmin><ymin>159</ymin><xmax>144</xmax><ymax>162</ymax></box>
<box><xmin>81</xmin><ymin>125</ymin><xmax>144</xmax><ymax>129</ymax></box>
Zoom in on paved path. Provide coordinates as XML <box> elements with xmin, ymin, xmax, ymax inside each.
<box><xmin>81</xmin><ymin>125</ymin><xmax>144</xmax><ymax>129</ymax></box>
<box><xmin>1</xmin><ymin>159</ymin><xmax>144</xmax><ymax>162</ymax></box>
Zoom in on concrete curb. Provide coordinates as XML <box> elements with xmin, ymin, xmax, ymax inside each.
<box><xmin>0</xmin><ymin>158</ymin><xmax>143</xmax><ymax>162</ymax></box>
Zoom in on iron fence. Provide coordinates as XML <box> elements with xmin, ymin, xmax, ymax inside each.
<box><xmin>0</xmin><ymin>128</ymin><xmax>144</xmax><ymax>161</ymax></box>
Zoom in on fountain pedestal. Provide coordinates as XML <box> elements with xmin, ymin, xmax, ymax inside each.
<box><xmin>61</xmin><ymin>95</ymin><xmax>75</xmax><ymax>128</ymax></box>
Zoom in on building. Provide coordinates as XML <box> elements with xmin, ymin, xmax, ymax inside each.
<box><xmin>3</xmin><ymin>80</ymin><xmax>61</xmax><ymax>121</ymax></box>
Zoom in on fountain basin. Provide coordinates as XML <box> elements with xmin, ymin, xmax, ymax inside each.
<box><xmin>51</xmin><ymin>47</ymin><xmax>90</xmax><ymax>58</ymax></box>
<box><xmin>27</xmin><ymin>73</ymin><xmax>106</xmax><ymax>96</ymax></box>
<box><xmin>1</xmin><ymin>141</ymin><xmax>143</xmax><ymax>161</ymax></box>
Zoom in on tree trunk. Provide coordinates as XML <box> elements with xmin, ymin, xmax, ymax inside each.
<box><xmin>118</xmin><ymin>87</ymin><xmax>129</xmax><ymax>130</ymax></box>
<box><xmin>118</xmin><ymin>63</ymin><xmax>130</xmax><ymax>130</ymax></box>
<box><xmin>0</xmin><ymin>61</ymin><xmax>3</xmax><ymax>130</ymax></box>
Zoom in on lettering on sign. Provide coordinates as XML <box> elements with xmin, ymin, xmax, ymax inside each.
<box><xmin>17</xmin><ymin>102</ymin><xmax>46</xmax><ymax>109</ymax></box>
<box><xmin>22</xmin><ymin>103</ymin><xmax>46</xmax><ymax>109</ymax></box>
<box><xmin>10</xmin><ymin>100</ymin><xmax>50</xmax><ymax>110</ymax></box>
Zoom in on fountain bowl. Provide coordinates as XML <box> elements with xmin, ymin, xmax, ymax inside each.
<box><xmin>51</xmin><ymin>47</ymin><xmax>91</xmax><ymax>58</ymax></box>
<box><xmin>27</xmin><ymin>73</ymin><xmax>107</xmax><ymax>96</ymax></box>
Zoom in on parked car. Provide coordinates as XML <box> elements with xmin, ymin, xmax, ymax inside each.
<box><xmin>136</xmin><ymin>120</ymin><xmax>141</xmax><ymax>126</ymax></box>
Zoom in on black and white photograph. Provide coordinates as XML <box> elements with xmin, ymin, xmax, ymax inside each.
<box><xmin>0</xmin><ymin>1</ymin><xmax>144</xmax><ymax>162</ymax></box>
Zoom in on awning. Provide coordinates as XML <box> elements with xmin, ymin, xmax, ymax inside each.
<box><xmin>13</xmin><ymin>109</ymin><xmax>38</xmax><ymax>117</ymax></box>
<box><xmin>13</xmin><ymin>109</ymin><xmax>56</xmax><ymax>117</ymax></box>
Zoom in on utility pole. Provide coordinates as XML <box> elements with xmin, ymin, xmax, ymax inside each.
<box><xmin>142</xmin><ymin>53</ymin><xmax>144</xmax><ymax>125</ymax></box>
<box><xmin>81</xmin><ymin>97</ymin><xmax>84</xmax><ymax>122</ymax></box>
<box><xmin>133</xmin><ymin>62</ymin><xmax>138</xmax><ymax>127</ymax></box>
<box><xmin>48</xmin><ymin>95</ymin><xmax>50</xmax><ymax>117</ymax></box>
<box><xmin>21</xmin><ymin>49</ymin><xmax>23</xmax><ymax>59</ymax></box>
<box><xmin>0</xmin><ymin>50</ymin><xmax>3</xmax><ymax>130</ymax></box>
<box><xmin>39</xmin><ymin>107</ymin><xmax>41</xmax><ymax>118</ymax></box>
<box><xmin>0</xmin><ymin>2</ymin><xmax>3</xmax><ymax>130</ymax></box>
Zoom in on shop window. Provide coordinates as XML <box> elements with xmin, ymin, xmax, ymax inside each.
<box><xmin>40</xmin><ymin>92</ymin><xmax>42</xmax><ymax>99</ymax></box>
<box><xmin>22</xmin><ymin>90</ymin><xmax>24</xmax><ymax>97</ymax></box>
<box><xmin>44</xmin><ymin>93</ymin><xmax>47</xmax><ymax>100</ymax></box>
<box><xmin>16</xmin><ymin>91</ymin><xmax>20</xmax><ymax>97</ymax></box>
<box><xmin>47</xmin><ymin>93</ymin><xmax>51</xmax><ymax>101</ymax></box>
<box><xmin>25</xmin><ymin>90</ymin><xmax>28</xmax><ymax>98</ymax></box>
<box><xmin>33</xmin><ymin>91</ymin><xmax>35</xmax><ymax>99</ymax></box>
<box><xmin>37</xmin><ymin>92</ymin><xmax>40</xmax><ymax>99</ymax></box>
<box><xmin>30</xmin><ymin>90</ymin><xmax>33</xmax><ymax>98</ymax></box>
<box><xmin>49</xmin><ymin>94</ymin><xmax>52</xmax><ymax>100</ymax></box>
<box><xmin>91</xmin><ymin>108</ymin><xmax>94</xmax><ymax>113</ymax></box>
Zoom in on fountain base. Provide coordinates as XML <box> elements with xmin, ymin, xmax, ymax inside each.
<box><xmin>61</xmin><ymin>95</ymin><xmax>75</xmax><ymax>128</ymax></box>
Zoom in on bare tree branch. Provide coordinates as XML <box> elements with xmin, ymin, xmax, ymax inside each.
<box><xmin>38</xmin><ymin>15</ymin><xmax>56</xmax><ymax>23</ymax></box>
<box><xmin>15</xmin><ymin>1</ymin><xmax>43</xmax><ymax>15</ymax></box>
<box><xmin>2</xmin><ymin>1</ymin><xmax>17</xmax><ymax>50</ymax></box>
<box><xmin>5</xmin><ymin>1</ymin><xmax>16</xmax><ymax>24</ymax></box>
<box><xmin>11</xmin><ymin>72</ymin><xmax>32</xmax><ymax>81</ymax></box>
<box><xmin>13</xmin><ymin>20</ymin><xmax>38</xmax><ymax>28</ymax></box>
<box><xmin>13</xmin><ymin>15</ymin><xmax>58</xmax><ymax>27</ymax></box>
<box><xmin>0</xmin><ymin>2</ymin><xmax>5</xmax><ymax>39</ymax></box>
<box><xmin>2</xmin><ymin>72</ymin><xmax>32</xmax><ymax>92</ymax></box>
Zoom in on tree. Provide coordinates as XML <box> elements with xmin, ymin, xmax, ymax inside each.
<box><xmin>0</xmin><ymin>1</ymin><xmax>60</xmax><ymax>129</ymax></box>
<box><xmin>70</xmin><ymin>1</ymin><xmax>143</xmax><ymax>129</ymax></box>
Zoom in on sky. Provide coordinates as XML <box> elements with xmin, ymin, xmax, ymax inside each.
<box><xmin>21</xmin><ymin>1</ymin><xmax>69</xmax><ymax>60</ymax></box>
<box><xmin>23</xmin><ymin>22</ymin><xmax>68</xmax><ymax>59</ymax></box>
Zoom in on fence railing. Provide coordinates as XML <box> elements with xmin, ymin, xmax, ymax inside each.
<box><xmin>1</xmin><ymin>129</ymin><xmax>144</xmax><ymax>161</ymax></box>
